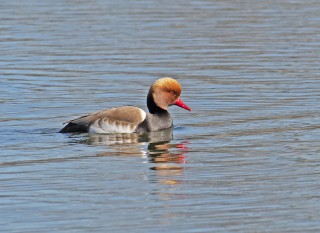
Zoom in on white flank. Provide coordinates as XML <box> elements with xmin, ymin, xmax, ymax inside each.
<box><xmin>89</xmin><ymin>109</ymin><xmax>146</xmax><ymax>134</ymax></box>
<box><xmin>89</xmin><ymin>119</ymin><xmax>134</xmax><ymax>133</ymax></box>
<box><xmin>89</xmin><ymin>120</ymin><xmax>107</xmax><ymax>133</ymax></box>
<box><xmin>139</xmin><ymin>108</ymin><xmax>147</xmax><ymax>122</ymax></box>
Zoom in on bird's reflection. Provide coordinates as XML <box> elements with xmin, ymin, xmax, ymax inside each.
<box><xmin>147</xmin><ymin>134</ymin><xmax>189</xmax><ymax>185</ymax></box>
<box><xmin>71</xmin><ymin>128</ymin><xmax>190</xmax><ymax>185</ymax></box>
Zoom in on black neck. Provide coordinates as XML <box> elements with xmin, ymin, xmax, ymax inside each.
<box><xmin>147</xmin><ymin>93</ymin><xmax>167</xmax><ymax>114</ymax></box>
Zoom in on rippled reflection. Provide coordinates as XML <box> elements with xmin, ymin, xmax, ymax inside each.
<box><xmin>69</xmin><ymin>128</ymin><xmax>190</xmax><ymax>184</ymax></box>
<box><xmin>83</xmin><ymin>128</ymin><xmax>173</xmax><ymax>145</ymax></box>
<box><xmin>147</xmin><ymin>132</ymin><xmax>190</xmax><ymax>185</ymax></box>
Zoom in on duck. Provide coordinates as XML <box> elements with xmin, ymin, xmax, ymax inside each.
<box><xmin>59</xmin><ymin>77</ymin><xmax>191</xmax><ymax>134</ymax></box>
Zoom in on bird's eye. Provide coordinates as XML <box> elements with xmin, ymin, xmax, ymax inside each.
<box><xmin>170</xmin><ymin>91</ymin><xmax>177</xmax><ymax>96</ymax></box>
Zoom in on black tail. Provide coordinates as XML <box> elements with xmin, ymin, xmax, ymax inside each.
<box><xmin>59</xmin><ymin>122</ymin><xmax>88</xmax><ymax>133</ymax></box>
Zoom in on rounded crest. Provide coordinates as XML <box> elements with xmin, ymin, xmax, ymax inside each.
<box><xmin>151</xmin><ymin>77</ymin><xmax>182</xmax><ymax>96</ymax></box>
<box><xmin>148</xmin><ymin>77</ymin><xmax>182</xmax><ymax>111</ymax></box>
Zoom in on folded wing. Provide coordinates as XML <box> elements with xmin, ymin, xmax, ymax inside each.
<box><xmin>59</xmin><ymin>106</ymin><xmax>146</xmax><ymax>133</ymax></box>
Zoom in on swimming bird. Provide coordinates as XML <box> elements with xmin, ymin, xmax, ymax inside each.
<box><xmin>59</xmin><ymin>77</ymin><xmax>191</xmax><ymax>133</ymax></box>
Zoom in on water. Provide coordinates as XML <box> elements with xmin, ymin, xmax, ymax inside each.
<box><xmin>1</xmin><ymin>0</ymin><xmax>320</xmax><ymax>232</ymax></box>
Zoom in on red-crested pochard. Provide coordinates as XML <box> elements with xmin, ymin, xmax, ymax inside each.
<box><xmin>59</xmin><ymin>77</ymin><xmax>191</xmax><ymax>133</ymax></box>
